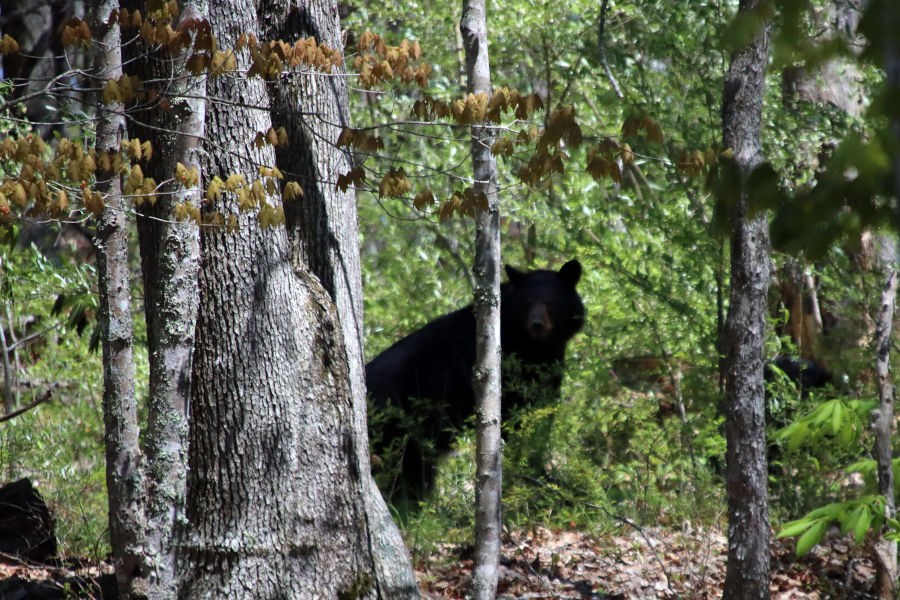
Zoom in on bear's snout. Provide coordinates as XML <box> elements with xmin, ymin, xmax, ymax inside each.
<box><xmin>527</xmin><ymin>304</ymin><xmax>552</xmax><ymax>339</ymax></box>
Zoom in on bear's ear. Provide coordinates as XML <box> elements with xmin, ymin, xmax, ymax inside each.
<box><xmin>505</xmin><ymin>265</ymin><xmax>525</xmax><ymax>284</ymax></box>
<box><xmin>558</xmin><ymin>260</ymin><xmax>581</xmax><ymax>286</ymax></box>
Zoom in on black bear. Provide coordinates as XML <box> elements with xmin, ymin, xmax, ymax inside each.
<box><xmin>366</xmin><ymin>259</ymin><xmax>585</xmax><ymax>500</ymax></box>
<box><xmin>764</xmin><ymin>356</ymin><xmax>834</xmax><ymax>475</ymax></box>
<box><xmin>764</xmin><ymin>356</ymin><xmax>833</xmax><ymax>396</ymax></box>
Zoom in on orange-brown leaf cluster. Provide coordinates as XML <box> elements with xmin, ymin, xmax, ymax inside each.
<box><xmin>1</xmin><ymin>136</ymin><xmax>83</xmax><ymax>217</ymax></box>
<box><xmin>130</xmin><ymin>4</ymin><xmax>221</xmax><ymax>63</ymax></box>
<box><xmin>111</xmin><ymin>7</ymin><xmax>143</xmax><ymax>29</ymax></box>
<box><xmin>123</xmin><ymin>163</ymin><xmax>158</xmax><ymax>205</ymax></box>
<box><xmin>336</xmin><ymin>128</ymin><xmax>384</xmax><ymax>153</ymax></box>
<box><xmin>283</xmin><ymin>181</ymin><xmax>303</xmax><ymax>201</ymax></box>
<box><xmin>0</xmin><ymin>128</ymin><xmax>304</xmax><ymax>232</ymax></box>
<box><xmin>622</xmin><ymin>114</ymin><xmax>664</xmax><ymax>144</ymax></box>
<box><xmin>257</xmin><ymin>202</ymin><xmax>285</xmax><ymax>229</ymax></box>
<box><xmin>353</xmin><ymin>30</ymin><xmax>431</xmax><ymax>88</ymax></box>
<box><xmin>145</xmin><ymin>0</ymin><xmax>180</xmax><ymax>21</ymax></box>
<box><xmin>508</xmin><ymin>105</ymin><xmax>580</xmax><ymax>187</ymax></box>
<box><xmin>537</xmin><ymin>105</ymin><xmax>581</xmax><ymax>152</ymax></box>
<box><xmin>254</xmin><ymin>127</ymin><xmax>289</xmax><ymax>149</ymax></box>
<box><xmin>411</xmin><ymin>89</ymin><xmax>543</xmax><ymax>125</ymax></box>
<box><xmin>102</xmin><ymin>75</ymin><xmax>146</xmax><ymax>105</ymax></box>
<box><xmin>0</xmin><ymin>133</ymin><xmax>164</xmax><ymax>221</ymax></box>
<box><xmin>58</xmin><ymin>18</ymin><xmax>91</xmax><ymax>48</ymax></box>
<box><xmin>82</xmin><ymin>188</ymin><xmax>105</xmax><ymax>217</ymax></box>
<box><xmin>175</xmin><ymin>162</ymin><xmax>199</xmax><ymax>187</ymax></box>
<box><xmin>489</xmin><ymin>87</ymin><xmax>544</xmax><ymax>121</ymax></box>
<box><xmin>676</xmin><ymin>147</ymin><xmax>718</xmax><ymax>177</ymax></box>
<box><xmin>336</xmin><ymin>167</ymin><xmax>366</xmax><ymax>192</ymax></box>
<box><xmin>586</xmin><ymin>139</ymin><xmax>623</xmax><ymax>183</ymax></box>
<box><xmin>519</xmin><ymin>151</ymin><xmax>566</xmax><ymax>187</ymax></box>
<box><xmin>378</xmin><ymin>167</ymin><xmax>411</xmax><ymax>198</ymax></box>
<box><xmin>437</xmin><ymin>187</ymin><xmax>488</xmax><ymax>220</ymax></box>
<box><xmin>0</xmin><ymin>34</ymin><xmax>20</xmax><ymax>55</ymax></box>
<box><xmin>173</xmin><ymin>201</ymin><xmax>200</xmax><ymax>223</ymax></box>
<box><xmin>244</xmin><ymin>36</ymin><xmax>343</xmax><ymax>80</ymax></box>
<box><xmin>490</xmin><ymin>136</ymin><xmax>516</xmax><ymax>158</ymax></box>
<box><xmin>412</xmin><ymin>189</ymin><xmax>436</xmax><ymax>210</ymax></box>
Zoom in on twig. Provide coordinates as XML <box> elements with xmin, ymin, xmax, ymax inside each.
<box><xmin>598</xmin><ymin>0</ymin><xmax>624</xmax><ymax>99</ymax></box>
<box><xmin>0</xmin><ymin>390</ymin><xmax>52</xmax><ymax>423</ymax></box>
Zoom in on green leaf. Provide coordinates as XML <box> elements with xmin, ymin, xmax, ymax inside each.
<box><xmin>778</xmin><ymin>519</ymin><xmax>815</xmax><ymax>538</ymax></box>
<box><xmin>841</xmin><ymin>504</ymin><xmax>864</xmax><ymax>536</ymax></box>
<box><xmin>846</xmin><ymin>458</ymin><xmax>875</xmax><ymax>475</ymax></box>
<box><xmin>806</xmin><ymin>502</ymin><xmax>843</xmax><ymax>520</ymax></box>
<box><xmin>853</xmin><ymin>506</ymin><xmax>872</xmax><ymax>545</ymax></box>
<box><xmin>831</xmin><ymin>401</ymin><xmax>843</xmax><ymax>436</ymax></box>
<box><xmin>796</xmin><ymin>519</ymin><xmax>828</xmax><ymax>556</ymax></box>
<box><xmin>839</xmin><ymin>418</ymin><xmax>855</xmax><ymax>446</ymax></box>
<box><xmin>788</xmin><ymin>421</ymin><xmax>809</xmax><ymax>452</ymax></box>
<box><xmin>811</xmin><ymin>400</ymin><xmax>836</xmax><ymax>426</ymax></box>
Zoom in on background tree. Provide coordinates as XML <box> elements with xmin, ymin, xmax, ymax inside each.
<box><xmin>459</xmin><ymin>0</ymin><xmax>503</xmax><ymax>597</ymax></box>
<box><xmin>91</xmin><ymin>1</ymin><xmax>147</xmax><ymax>596</ymax></box>
<box><xmin>872</xmin><ymin>245</ymin><xmax>897</xmax><ymax>599</ymax></box>
<box><xmin>3</xmin><ymin>0</ymin><xmax>900</xmax><ymax>596</ymax></box>
<box><xmin>719</xmin><ymin>2</ymin><xmax>774</xmax><ymax>598</ymax></box>
<box><xmin>123</xmin><ymin>0</ymin><xmax>205</xmax><ymax>595</ymax></box>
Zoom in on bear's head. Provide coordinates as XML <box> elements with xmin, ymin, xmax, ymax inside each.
<box><xmin>502</xmin><ymin>259</ymin><xmax>585</xmax><ymax>361</ymax></box>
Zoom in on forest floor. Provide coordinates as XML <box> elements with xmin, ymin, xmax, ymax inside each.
<box><xmin>415</xmin><ymin>524</ymin><xmax>878</xmax><ymax>599</ymax></box>
<box><xmin>0</xmin><ymin>524</ymin><xmax>877</xmax><ymax>599</ymax></box>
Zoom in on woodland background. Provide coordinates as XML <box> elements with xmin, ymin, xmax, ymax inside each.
<box><xmin>0</xmin><ymin>0</ymin><xmax>898</xmax><ymax>598</ymax></box>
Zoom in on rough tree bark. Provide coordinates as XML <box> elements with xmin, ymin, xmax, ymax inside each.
<box><xmin>92</xmin><ymin>1</ymin><xmax>146</xmax><ymax>597</ymax></box>
<box><xmin>872</xmin><ymin>2</ymin><xmax>900</xmax><ymax>593</ymax></box>
<box><xmin>262</xmin><ymin>2</ymin><xmax>418</xmax><ymax>595</ymax></box>
<box><xmin>460</xmin><ymin>0</ymin><xmax>503</xmax><ymax>597</ymax></box>
<box><xmin>178</xmin><ymin>1</ymin><xmax>393</xmax><ymax>597</ymax></box>
<box><xmin>871</xmin><ymin>247</ymin><xmax>897</xmax><ymax>600</ymax></box>
<box><xmin>126</xmin><ymin>1</ymin><xmax>207</xmax><ymax>597</ymax></box>
<box><xmin>721</xmin><ymin>2</ymin><xmax>773</xmax><ymax>600</ymax></box>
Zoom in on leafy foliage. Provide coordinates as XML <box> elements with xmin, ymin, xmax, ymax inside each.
<box><xmin>345</xmin><ymin>0</ymin><xmax>899</xmax><ymax>564</ymax></box>
<box><xmin>0</xmin><ymin>0</ymin><xmax>897</xmax><ymax>570</ymax></box>
<box><xmin>778</xmin><ymin>495</ymin><xmax>897</xmax><ymax>557</ymax></box>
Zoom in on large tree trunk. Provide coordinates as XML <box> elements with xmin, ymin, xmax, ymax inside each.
<box><xmin>263</xmin><ymin>2</ymin><xmax>418</xmax><ymax>596</ymax></box>
<box><xmin>460</xmin><ymin>0</ymin><xmax>503</xmax><ymax>597</ymax></box>
<box><xmin>92</xmin><ymin>2</ymin><xmax>147</xmax><ymax>599</ymax></box>
<box><xmin>721</xmin><ymin>2</ymin><xmax>773</xmax><ymax>600</ymax></box>
<box><xmin>179</xmin><ymin>1</ymin><xmax>393</xmax><ymax>597</ymax></box>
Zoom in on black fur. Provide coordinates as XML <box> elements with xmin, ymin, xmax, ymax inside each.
<box><xmin>366</xmin><ymin>260</ymin><xmax>585</xmax><ymax>499</ymax></box>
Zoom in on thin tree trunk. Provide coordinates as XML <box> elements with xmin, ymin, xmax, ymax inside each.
<box><xmin>872</xmin><ymin>8</ymin><xmax>900</xmax><ymax>593</ymax></box>
<box><xmin>263</xmin><ymin>2</ymin><xmax>418</xmax><ymax>595</ymax></box>
<box><xmin>460</xmin><ymin>0</ymin><xmax>503</xmax><ymax>597</ymax></box>
<box><xmin>92</xmin><ymin>1</ymin><xmax>146</xmax><ymax>597</ymax></box>
<box><xmin>721</xmin><ymin>2</ymin><xmax>773</xmax><ymax>600</ymax></box>
<box><xmin>0</xmin><ymin>313</ymin><xmax>14</xmax><ymax>413</ymax></box>
<box><xmin>129</xmin><ymin>2</ymin><xmax>206</xmax><ymax>596</ymax></box>
<box><xmin>179</xmin><ymin>1</ymin><xmax>382</xmax><ymax>596</ymax></box>
<box><xmin>3</xmin><ymin>306</ymin><xmax>21</xmax><ymax>412</ymax></box>
<box><xmin>872</xmin><ymin>255</ymin><xmax>898</xmax><ymax>600</ymax></box>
